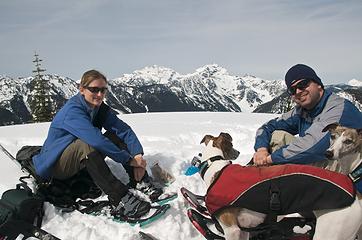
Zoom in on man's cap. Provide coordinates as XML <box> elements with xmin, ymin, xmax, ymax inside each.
<box><xmin>285</xmin><ymin>64</ymin><xmax>323</xmax><ymax>89</ymax></box>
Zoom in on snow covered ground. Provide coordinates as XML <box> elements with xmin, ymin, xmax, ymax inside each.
<box><xmin>0</xmin><ymin>112</ymin><xmax>276</xmax><ymax>240</ymax></box>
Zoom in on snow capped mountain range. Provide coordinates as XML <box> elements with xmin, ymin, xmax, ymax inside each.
<box><xmin>110</xmin><ymin>64</ymin><xmax>286</xmax><ymax>113</ymax></box>
<box><xmin>0</xmin><ymin>64</ymin><xmax>361</xmax><ymax>126</ymax></box>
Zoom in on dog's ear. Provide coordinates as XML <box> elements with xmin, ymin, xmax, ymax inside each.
<box><xmin>322</xmin><ymin>123</ymin><xmax>339</xmax><ymax>132</ymax></box>
<box><xmin>201</xmin><ymin>135</ymin><xmax>214</xmax><ymax>145</ymax></box>
<box><xmin>213</xmin><ymin>135</ymin><xmax>232</xmax><ymax>153</ymax></box>
<box><xmin>219</xmin><ymin>132</ymin><xmax>232</xmax><ymax>142</ymax></box>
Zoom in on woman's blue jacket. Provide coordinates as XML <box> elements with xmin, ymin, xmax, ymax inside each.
<box><xmin>33</xmin><ymin>93</ymin><xmax>143</xmax><ymax>180</ymax></box>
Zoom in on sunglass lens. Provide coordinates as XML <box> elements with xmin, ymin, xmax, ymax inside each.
<box><xmin>87</xmin><ymin>87</ymin><xmax>107</xmax><ymax>93</ymax></box>
<box><xmin>288</xmin><ymin>88</ymin><xmax>296</xmax><ymax>95</ymax></box>
<box><xmin>297</xmin><ymin>79</ymin><xmax>311</xmax><ymax>89</ymax></box>
<box><xmin>288</xmin><ymin>79</ymin><xmax>311</xmax><ymax>95</ymax></box>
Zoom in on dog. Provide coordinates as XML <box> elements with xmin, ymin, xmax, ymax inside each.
<box><xmin>323</xmin><ymin>123</ymin><xmax>362</xmax><ymax>239</ymax></box>
<box><xmin>198</xmin><ymin>132</ymin><xmax>362</xmax><ymax>240</ymax></box>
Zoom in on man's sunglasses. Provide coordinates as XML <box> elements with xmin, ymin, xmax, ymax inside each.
<box><xmin>84</xmin><ymin>86</ymin><xmax>108</xmax><ymax>94</ymax></box>
<box><xmin>287</xmin><ymin>79</ymin><xmax>312</xmax><ymax>95</ymax></box>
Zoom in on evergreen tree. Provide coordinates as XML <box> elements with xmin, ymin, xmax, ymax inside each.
<box><xmin>277</xmin><ymin>92</ymin><xmax>295</xmax><ymax>113</ymax></box>
<box><xmin>284</xmin><ymin>97</ymin><xmax>294</xmax><ymax>113</ymax></box>
<box><xmin>30</xmin><ymin>52</ymin><xmax>54</xmax><ymax>122</ymax></box>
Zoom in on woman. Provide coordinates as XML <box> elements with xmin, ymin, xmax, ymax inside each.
<box><xmin>33</xmin><ymin>69</ymin><xmax>162</xmax><ymax>219</ymax></box>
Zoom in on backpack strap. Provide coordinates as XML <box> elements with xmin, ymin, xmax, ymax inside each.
<box><xmin>16</xmin><ymin>182</ymin><xmax>33</xmax><ymax>193</ymax></box>
<box><xmin>265</xmin><ymin>182</ymin><xmax>281</xmax><ymax>224</ymax></box>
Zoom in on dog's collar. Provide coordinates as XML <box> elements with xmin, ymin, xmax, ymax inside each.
<box><xmin>199</xmin><ymin>155</ymin><xmax>224</xmax><ymax>179</ymax></box>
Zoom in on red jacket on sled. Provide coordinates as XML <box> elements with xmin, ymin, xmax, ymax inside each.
<box><xmin>205</xmin><ymin>164</ymin><xmax>355</xmax><ymax>216</ymax></box>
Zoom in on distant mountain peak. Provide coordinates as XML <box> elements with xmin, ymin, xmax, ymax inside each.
<box><xmin>112</xmin><ymin>65</ymin><xmax>179</xmax><ymax>86</ymax></box>
<box><xmin>348</xmin><ymin>79</ymin><xmax>362</xmax><ymax>87</ymax></box>
<box><xmin>195</xmin><ymin>64</ymin><xmax>228</xmax><ymax>76</ymax></box>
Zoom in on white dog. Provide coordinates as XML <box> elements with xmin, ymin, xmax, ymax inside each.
<box><xmin>323</xmin><ymin>123</ymin><xmax>362</xmax><ymax>239</ymax></box>
<box><xmin>199</xmin><ymin>132</ymin><xmax>362</xmax><ymax>240</ymax></box>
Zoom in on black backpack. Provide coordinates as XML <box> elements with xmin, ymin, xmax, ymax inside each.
<box><xmin>0</xmin><ymin>183</ymin><xmax>43</xmax><ymax>233</ymax></box>
<box><xmin>15</xmin><ymin>146</ymin><xmax>102</xmax><ymax>210</ymax></box>
<box><xmin>0</xmin><ymin>183</ymin><xmax>62</xmax><ymax>240</ymax></box>
<box><xmin>15</xmin><ymin>145</ymin><xmax>42</xmax><ymax>182</ymax></box>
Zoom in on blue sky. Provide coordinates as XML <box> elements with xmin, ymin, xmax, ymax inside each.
<box><xmin>1</xmin><ymin>0</ymin><xmax>361</xmax><ymax>84</ymax></box>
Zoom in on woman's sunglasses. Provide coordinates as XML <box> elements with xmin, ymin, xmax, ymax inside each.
<box><xmin>85</xmin><ymin>86</ymin><xmax>108</xmax><ymax>94</ymax></box>
<box><xmin>287</xmin><ymin>79</ymin><xmax>312</xmax><ymax>95</ymax></box>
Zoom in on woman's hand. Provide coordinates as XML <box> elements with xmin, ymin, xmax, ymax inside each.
<box><xmin>129</xmin><ymin>154</ymin><xmax>147</xmax><ymax>168</ymax></box>
<box><xmin>129</xmin><ymin>154</ymin><xmax>147</xmax><ymax>181</ymax></box>
<box><xmin>133</xmin><ymin>167</ymin><xmax>146</xmax><ymax>182</ymax></box>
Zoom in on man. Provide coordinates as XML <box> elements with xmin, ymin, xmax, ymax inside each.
<box><xmin>253</xmin><ymin>64</ymin><xmax>362</xmax><ymax>167</ymax></box>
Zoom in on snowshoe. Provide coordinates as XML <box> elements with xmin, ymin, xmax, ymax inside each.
<box><xmin>187</xmin><ymin>209</ymin><xmax>224</xmax><ymax>240</ymax></box>
<box><xmin>181</xmin><ymin>187</ymin><xmax>209</xmax><ymax>216</ymax></box>
<box><xmin>113</xmin><ymin>204</ymin><xmax>170</xmax><ymax>227</ymax></box>
<box><xmin>80</xmin><ymin>199</ymin><xmax>170</xmax><ymax>227</ymax></box>
<box><xmin>112</xmin><ymin>191</ymin><xmax>151</xmax><ymax>219</ymax></box>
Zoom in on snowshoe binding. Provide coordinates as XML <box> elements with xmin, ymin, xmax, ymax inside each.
<box><xmin>135</xmin><ymin>178</ymin><xmax>177</xmax><ymax>205</ymax></box>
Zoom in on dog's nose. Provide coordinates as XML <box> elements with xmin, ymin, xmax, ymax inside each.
<box><xmin>231</xmin><ymin>150</ymin><xmax>240</xmax><ymax>160</ymax></box>
<box><xmin>325</xmin><ymin>150</ymin><xmax>334</xmax><ymax>160</ymax></box>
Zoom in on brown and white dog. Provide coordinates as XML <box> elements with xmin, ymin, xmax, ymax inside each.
<box><xmin>199</xmin><ymin>132</ymin><xmax>362</xmax><ymax>240</ymax></box>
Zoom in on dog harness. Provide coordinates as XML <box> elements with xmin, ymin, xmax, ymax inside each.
<box><xmin>205</xmin><ymin>164</ymin><xmax>355</xmax><ymax>216</ymax></box>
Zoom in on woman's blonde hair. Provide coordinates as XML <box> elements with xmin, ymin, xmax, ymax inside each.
<box><xmin>80</xmin><ymin>70</ymin><xmax>107</xmax><ymax>87</ymax></box>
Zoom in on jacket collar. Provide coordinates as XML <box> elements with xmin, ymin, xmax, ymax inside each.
<box><xmin>76</xmin><ymin>93</ymin><xmax>100</xmax><ymax>120</ymax></box>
